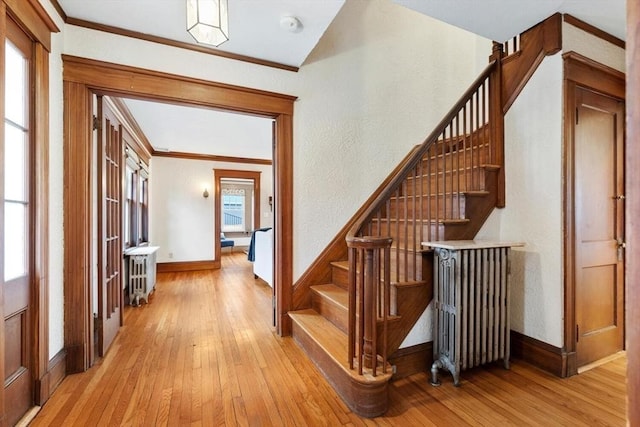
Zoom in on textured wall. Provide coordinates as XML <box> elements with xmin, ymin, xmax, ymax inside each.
<box><xmin>150</xmin><ymin>157</ymin><xmax>273</xmax><ymax>263</ymax></box>
<box><xmin>476</xmin><ymin>54</ymin><xmax>564</xmax><ymax>347</ymax></box>
<box><xmin>563</xmin><ymin>22</ymin><xmax>625</xmax><ymax>73</ymax></box>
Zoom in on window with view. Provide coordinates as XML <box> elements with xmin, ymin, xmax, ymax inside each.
<box><xmin>222</xmin><ymin>188</ymin><xmax>246</xmax><ymax>232</ymax></box>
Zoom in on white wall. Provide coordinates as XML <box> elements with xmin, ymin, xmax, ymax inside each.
<box><xmin>476</xmin><ymin>54</ymin><xmax>564</xmax><ymax>346</ymax></box>
<box><xmin>36</xmin><ymin>0</ymin><xmax>66</xmax><ymax>360</ymax></box>
<box><xmin>150</xmin><ymin>157</ymin><xmax>273</xmax><ymax>263</ymax></box>
<box><xmin>563</xmin><ymin>22</ymin><xmax>625</xmax><ymax>73</ymax></box>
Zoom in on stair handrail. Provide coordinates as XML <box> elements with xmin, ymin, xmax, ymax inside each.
<box><xmin>346</xmin><ymin>58</ymin><xmax>501</xmax><ymax>376</ymax></box>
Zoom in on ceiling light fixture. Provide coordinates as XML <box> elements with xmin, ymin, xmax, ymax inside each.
<box><xmin>186</xmin><ymin>0</ymin><xmax>229</xmax><ymax>47</ymax></box>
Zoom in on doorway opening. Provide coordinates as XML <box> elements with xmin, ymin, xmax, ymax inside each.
<box><xmin>63</xmin><ymin>55</ymin><xmax>295</xmax><ymax>372</ymax></box>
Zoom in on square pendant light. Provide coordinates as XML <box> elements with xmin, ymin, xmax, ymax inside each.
<box><xmin>186</xmin><ymin>0</ymin><xmax>229</xmax><ymax>47</ymax></box>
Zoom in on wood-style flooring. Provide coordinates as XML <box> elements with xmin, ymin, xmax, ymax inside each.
<box><xmin>31</xmin><ymin>253</ymin><xmax>628</xmax><ymax>426</ymax></box>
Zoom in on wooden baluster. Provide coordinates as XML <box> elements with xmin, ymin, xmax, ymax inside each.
<box><xmin>427</xmin><ymin>147</ymin><xmax>432</xmax><ymax>241</ymax></box>
<box><xmin>475</xmin><ymin>90</ymin><xmax>480</xmax><ymax>188</ymax></box>
<box><xmin>412</xmin><ymin>166</ymin><xmax>417</xmax><ymax>280</ymax></box>
<box><xmin>418</xmin><ymin>155</ymin><xmax>424</xmax><ymax>251</ymax></box>
<box><xmin>469</xmin><ymin>95</ymin><xmax>475</xmax><ymax>190</ymax></box>
<box><xmin>348</xmin><ymin>247</ymin><xmax>356</xmax><ymax>370</ymax></box>
<box><xmin>455</xmin><ymin>113</ymin><xmax>461</xmax><ymax>218</ymax></box>
<box><xmin>382</xmin><ymin>244</ymin><xmax>390</xmax><ymax>373</ymax></box>
<box><xmin>359</xmin><ymin>247</ymin><xmax>366</xmax><ymax>374</ymax></box>
<box><xmin>481</xmin><ymin>81</ymin><xmax>487</xmax><ymax>168</ymax></box>
<box><xmin>395</xmin><ymin>187</ymin><xmax>400</xmax><ymax>283</ymax></box>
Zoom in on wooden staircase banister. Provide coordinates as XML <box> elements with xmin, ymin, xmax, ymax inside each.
<box><xmin>346</xmin><ymin>60</ymin><xmax>498</xmax><ymax>241</ymax></box>
<box><xmin>346</xmin><ymin>60</ymin><xmax>500</xmax><ymax>375</ymax></box>
<box><xmin>289</xmin><ymin>14</ymin><xmax>563</xmax><ymax>418</ymax></box>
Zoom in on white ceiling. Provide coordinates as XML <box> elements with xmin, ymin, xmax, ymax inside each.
<box><xmin>58</xmin><ymin>0</ymin><xmax>346</xmax><ymax>68</ymax></box>
<box><xmin>393</xmin><ymin>0</ymin><xmax>626</xmax><ymax>42</ymax></box>
<box><xmin>123</xmin><ymin>99</ymin><xmax>274</xmax><ymax>159</ymax></box>
<box><xmin>57</xmin><ymin>1</ymin><xmax>626</xmax><ymax>159</ymax></box>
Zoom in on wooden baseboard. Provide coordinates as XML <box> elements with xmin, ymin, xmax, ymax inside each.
<box><xmin>157</xmin><ymin>259</ymin><xmax>220</xmax><ymax>273</ymax></box>
<box><xmin>35</xmin><ymin>349</ymin><xmax>67</xmax><ymax>405</ymax></box>
<box><xmin>389</xmin><ymin>342</ymin><xmax>433</xmax><ymax>380</ymax></box>
<box><xmin>510</xmin><ymin>330</ymin><xmax>569</xmax><ymax>377</ymax></box>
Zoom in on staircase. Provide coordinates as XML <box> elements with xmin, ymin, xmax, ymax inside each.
<box><xmin>289</xmin><ymin>14</ymin><xmax>562</xmax><ymax>419</ymax></box>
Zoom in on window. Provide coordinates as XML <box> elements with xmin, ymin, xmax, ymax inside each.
<box><xmin>222</xmin><ymin>188</ymin><xmax>246</xmax><ymax>232</ymax></box>
<box><xmin>124</xmin><ymin>146</ymin><xmax>149</xmax><ymax>247</ymax></box>
<box><xmin>4</xmin><ymin>39</ymin><xmax>29</xmax><ymax>281</ymax></box>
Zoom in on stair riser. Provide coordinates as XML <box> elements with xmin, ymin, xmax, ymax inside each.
<box><xmin>290</xmin><ymin>320</ymin><xmax>390</xmax><ymax>418</ymax></box>
<box><xmin>331</xmin><ymin>264</ymin><xmax>349</xmax><ymax>289</ymax></box>
<box><xmin>403</xmin><ymin>169</ymin><xmax>488</xmax><ymax>195</ymax></box>
<box><xmin>384</xmin><ymin>195</ymin><xmax>466</xmax><ymax>220</ymax></box>
<box><xmin>422</xmin><ymin>147</ymin><xmax>489</xmax><ymax>174</ymax></box>
<box><xmin>312</xmin><ymin>291</ymin><xmax>349</xmax><ymax>334</ymax></box>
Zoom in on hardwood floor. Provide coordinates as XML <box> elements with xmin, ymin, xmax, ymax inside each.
<box><xmin>32</xmin><ymin>253</ymin><xmax>628</xmax><ymax>426</ymax></box>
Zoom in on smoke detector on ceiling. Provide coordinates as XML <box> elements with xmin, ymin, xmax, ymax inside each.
<box><xmin>280</xmin><ymin>16</ymin><xmax>303</xmax><ymax>33</ymax></box>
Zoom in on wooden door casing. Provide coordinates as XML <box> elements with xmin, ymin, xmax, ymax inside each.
<box><xmin>574</xmin><ymin>87</ymin><xmax>625</xmax><ymax>367</ymax></box>
<box><xmin>97</xmin><ymin>97</ymin><xmax>123</xmax><ymax>356</ymax></box>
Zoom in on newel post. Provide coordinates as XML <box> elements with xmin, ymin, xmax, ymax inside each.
<box><xmin>346</xmin><ymin>236</ymin><xmax>393</xmax><ymax>376</ymax></box>
<box><xmin>489</xmin><ymin>42</ymin><xmax>506</xmax><ymax>208</ymax></box>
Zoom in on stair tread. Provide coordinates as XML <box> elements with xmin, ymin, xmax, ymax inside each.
<box><xmin>311</xmin><ymin>284</ymin><xmax>348</xmax><ymax>308</ymax></box>
<box><xmin>290</xmin><ymin>309</ymin><xmax>394</xmax><ymax>383</ymax></box>
<box><xmin>331</xmin><ymin>260</ymin><xmax>349</xmax><ymax>271</ymax></box>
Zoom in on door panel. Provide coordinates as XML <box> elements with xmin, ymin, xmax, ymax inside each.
<box><xmin>575</xmin><ymin>87</ymin><xmax>625</xmax><ymax>367</ymax></box>
<box><xmin>97</xmin><ymin>97</ymin><xmax>123</xmax><ymax>356</ymax></box>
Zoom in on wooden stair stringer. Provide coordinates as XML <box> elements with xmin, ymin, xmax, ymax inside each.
<box><xmin>289</xmin><ymin>309</ymin><xmax>392</xmax><ymax>418</ymax></box>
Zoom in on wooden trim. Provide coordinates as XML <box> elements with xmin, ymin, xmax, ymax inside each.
<box><xmin>47</xmin><ymin>0</ymin><xmax>67</xmax><ymax>22</ymax></box>
<box><xmin>563</xmin><ymin>51</ymin><xmax>625</xmax><ymax>99</ymax></box>
<box><xmin>388</xmin><ymin>342</ymin><xmax>432</xmax><ymax>380</ymax></box>
<box><xmin>47</xmin><ymin>350</ymin><xmax>67</xmax><ymax>396</ymax></box>
<box><xmin>35</xmin><ymin>349</ymin><xmax>66</xmax><ymax>405</ymax></box>
<box><xmin>213</xmin><ymin>169</ymin><xmax>261</xmax><ymax>264</ymax></box>
<box><xmin>4</xmin><ymin>0</ymin><xmax>59</xmax><ymax>52</ymax></box>
<box><xmin>274</xmin><ymin>114</ymin><xmax>293</xmax><ymax>336</ymax></box>
<box><xmin>157</xmin><ymin>260</ymin><xmax>220</xmax><ymax>273</ymax></box>
<box><xmin>510</xmin><ymin>331</ymin><xmax>569</xmax><ymax>377</ymax></box>
<box><xmin>108</xmin><ymin>97</ymin><xmax>153</xmax><ymax>162</ymax></box>
<box><xmin>62</xmin><ymin>55</ymin><xmax>296</xmax><ymax>116</ymax></box>
<box><xmin>63</xmin><ymin>81</ymin><xmax>93</xmax><ymax>373</ymax></box>
<box><xmin>562</xmin><ymin>53</ymin><xmax>625</xmax><ymax>378</ymax></box>
<box><xmin>563</xmin><ymin>14</ymin><xmax>625</xmax><ymax>49</ymax></box>
<box><xmin>63</xmin><ymin>57</ymin><xmax>295</xmax><ymax>365</ymax></box>
<box><xmin>626</xmin><ymin>2</ymin><xmax>639</xmax><ymax>424</ymax></box>
<box><xmin>501</xmin><ymin>13</ymin><xmax>562</xmax><ymax>113</ymax></box>
<box><xmin>66</xmin><ymin>17</ymin><xmax>299</xmax><ymax>73</ymax></box>
<box><xmin>154</xmin><ymin>150</ymin><xmax>272</xmax><ymax>165</ymax></box>
<box><xmin>33</xmin><ymin>41</ymin><xmax>51</xmax><ymax>407</ymax></box>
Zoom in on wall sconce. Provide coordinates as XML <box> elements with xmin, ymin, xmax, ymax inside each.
<box><xmin>268</xmin><ymin>196</ymin><xmax>273</xmax><ymax>212</ymax></box>
<box><xmin>203</xmin><ymin>187</ymin><xmax>209</xmax><ymax>198</ymax></box>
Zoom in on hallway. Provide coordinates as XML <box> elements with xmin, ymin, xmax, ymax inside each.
<box><xmin>31</xmin><ymin>253</ymin><xmax>627</xmax><ymax>426</ymax></box>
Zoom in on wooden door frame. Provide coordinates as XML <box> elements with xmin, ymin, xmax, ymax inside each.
<box><xmin>562</xmin><ymin>51</ymin><xmax>625</xmax><ymax>376</ymax></box>
<box><xmin>63</xmin><ymin>55</ymin><xmax>296</xmax><ymax>373</ymax></box>
<box><xmin>214</xmin><ymin>169</ymin><xmax>262</xmax><ymax>261</ymax></box>
<box><xmin>627</xmin><ymin>2</ymin><xmax>639</xmax><ymax>424</ymax></box>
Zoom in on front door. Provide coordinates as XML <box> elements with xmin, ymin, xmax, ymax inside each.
<box><xmin>3</xmin><ymin>17</ymin><xmax>34</xmax><ymax>425</ymax></box>
<box><xmin>97</xmin><ymin>97</ymin><xmax>124</xmax><ymax>356</ymax></box>
<box><xmin>574</xmin><ymin>87</ymin><xmax>625</xmax><ymax>367</ymax></box>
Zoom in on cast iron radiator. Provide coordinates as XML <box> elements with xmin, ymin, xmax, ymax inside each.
<box><xmin>423</xmin><ymin>241</ymin><xmax>523</xmax><ymax>386</ymax></box>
